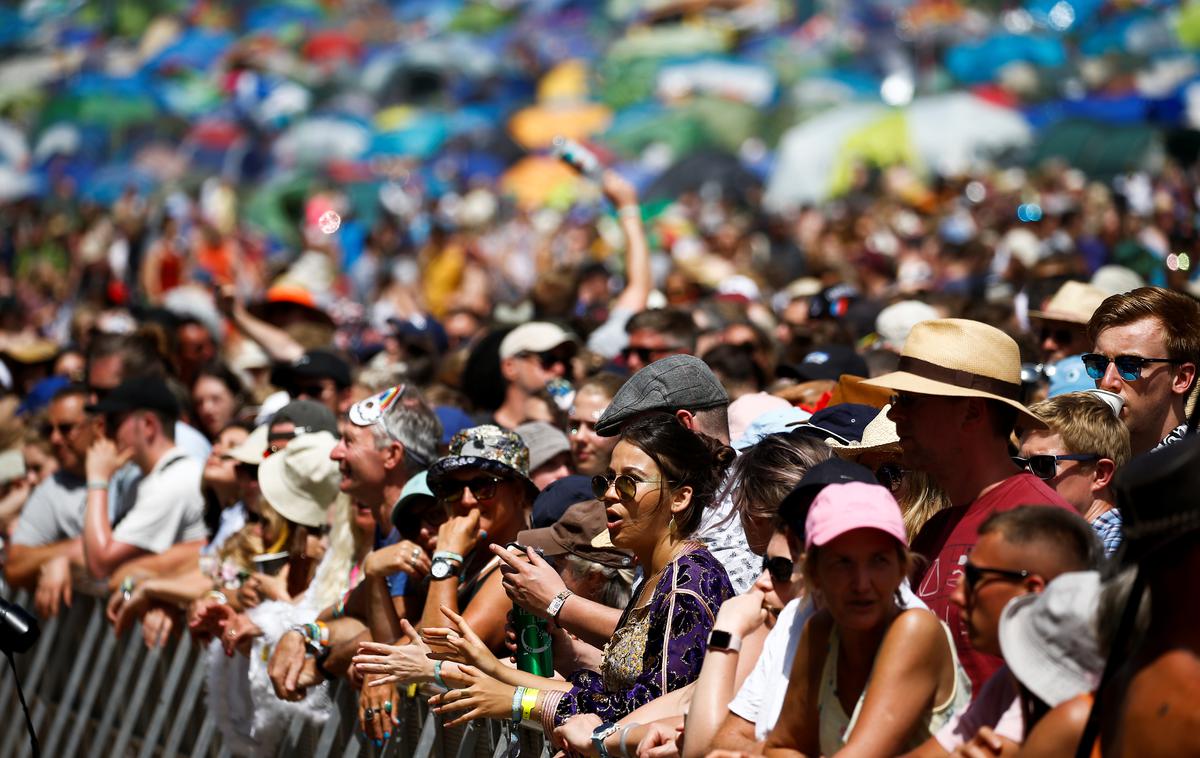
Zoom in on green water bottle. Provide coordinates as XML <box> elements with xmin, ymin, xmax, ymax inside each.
<box><xmin>513</xmin><ymin>603</ymin><xmax>554</xmax><ymax>676</ymax></box>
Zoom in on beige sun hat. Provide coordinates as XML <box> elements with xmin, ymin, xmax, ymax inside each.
<box><xmin>258</xmin><ymin>431</ymin><xmax>342</xmax><ymax>528</ymax></box>
<box><xmin>226</xmin><ymin>424</ymin><xmax>269</xmax><ymax>465</ymax></box>
<box><xmin>827</xmin><ymin>405</ymin><xmax>902</xmax><ymax>458</ymax></box>
<box><xmin>861</xmin><ymin>318</ymin><xmax>1045</xmax><ymax>428</ymax></box>
<box><xmin>1027</xmin><ymin>280</ymin><xmax>1108</xmax><ymax>325</ymax></box>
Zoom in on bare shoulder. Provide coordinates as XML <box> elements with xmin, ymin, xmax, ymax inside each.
<box><xmin>885</xmin><ymin>608</ymin><xmax>944</xmax><ymax>643</ymax></box>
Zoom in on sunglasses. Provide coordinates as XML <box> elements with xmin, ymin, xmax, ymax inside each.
<box><xmin>875</xmin><ymin>462</ymin><xmax>905</xmax><ymax>492</ymax></box>
<box><xmin>1080</xmin><ymin>353</ymin><xmax>1183</xmax><ymax>382</ymax></box>
<box><xmin>591</xmin><ymin>473</ymin><xmax>672</xmax><ymax>501</ymax></box>
<box><xmin>1011</xmin><ymin>453</ymin><xmax>1099</xmax><ymax>480</ymax></box>
<box><xmin>961</xmin><ymin>562</ymin><xmax>1030</xmax><ymax>596</ymax></box>
<box><xmin>1039</xmin><ymin>326</ymin><xmax>1078</xmax><ymax>346</ymax></box>
<box><xmin>763</xmin><ymin>555</ymin><xmax>794</xmax><ymax>583</ymax></box>
<box><xmin>519</xmin><ymin>349</ymin><xmax>575</xmax><ymax>370</ymax></box>
<box><xmin>620</xmin><ymin>345</ymin><xmax>682</xmax><ymax>364</ymax></box>
<box><xmin>434</xmin><ymin>476</ymin><xmax>504</xmax><ymax>504</ymax></box>
<box><xmin>41</xmin><ymin>421</ymin><xmax>82</xmax><ymax>438</ymax></box>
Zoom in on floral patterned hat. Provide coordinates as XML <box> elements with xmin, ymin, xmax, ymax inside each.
<box><xmin>427</xmin><ymin>425</ymin><xmax>539</xmax><ymax>499</ymax></box>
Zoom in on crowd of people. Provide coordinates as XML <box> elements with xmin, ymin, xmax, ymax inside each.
<box><xmin>0</xmin><ymin>139</ymin><xmax>1198</xmax><ymax>758</ymax></box>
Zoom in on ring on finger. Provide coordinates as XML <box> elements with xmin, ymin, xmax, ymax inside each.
<box><xmin>364</xmin><ymin>707</ymin><xmax>375</xmax><ymax>721</ymax></box>
<box><xmin>384</xmin><ymin>700</ymin><xmax>393</xmax><ymax>713</ymax></box>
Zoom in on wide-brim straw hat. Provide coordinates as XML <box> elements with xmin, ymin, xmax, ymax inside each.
<box><xmin>827</xmin><ymin>404</ymin><xmax>902</xmax><ymax>458</ymax></box>
<box><xmin>1028</xmin><ymin>280</ymin><xmax>1108</xmax><ymax>325</ymax></box>
<box><xmin>862</xmin><ymin>318</ymin><xmax>1045</xmax><ymax>428</ymax></box>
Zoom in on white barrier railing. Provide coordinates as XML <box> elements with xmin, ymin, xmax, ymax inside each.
<box><xmin>0</xmin><ymin>587</ymin><xmax>549</xmax><ymax>757</ymax></box>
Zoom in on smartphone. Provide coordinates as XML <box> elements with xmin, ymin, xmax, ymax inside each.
<box><xmin>552</xmin><ymin>136</ymin><xmax>602</xmax><ymax>181</ymax></box>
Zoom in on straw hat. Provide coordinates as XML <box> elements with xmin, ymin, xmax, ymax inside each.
<box><xmin>827</xmin><ymin>405</ymin><xmax>902</xmax><ymax>458</ymax></box>
<box><xmin>862</xmin><ymin>318</ymin><xmax>1045</xmax><ymax>428</ymax></box>
<box><xmin>1028</xmin><ymin>281</ymin><xmax>1108</xmax><ymax>325</ymax></box>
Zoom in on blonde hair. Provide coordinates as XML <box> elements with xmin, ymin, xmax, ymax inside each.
<box><xmin>896</xmin><ymin>470</ymin><xmax>951</xmax><ymax>541</ymax></box>
<box><xmin>1027</xmin><ymin>392</ymin><xmax>1132</xmax><ymax>468</ymax></box>
<box><xmin>306</xmin><ymin>494</ymin><xmax>370</xmax><ymax>609</ymax></box>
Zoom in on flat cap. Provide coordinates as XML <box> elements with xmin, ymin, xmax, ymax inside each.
<box><xmin>595</xmin><ymin>354</ymin><xmax>728</xmax><ymax>437</ymax></box>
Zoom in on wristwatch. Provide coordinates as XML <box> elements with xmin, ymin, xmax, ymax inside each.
<box><xmin>591</xmin><ymin>721</ymin><xmax>620</xmax><ymax>758</ymax></box>
<box><xmin>430</xmin><ymin>552</ymin><xmax>461</xmax><ymax>580</ymax></box>
<box><xmin>707</xmin><ymin>629</ymin><xmax>742</xmax><ymax>653</ymax></box>
<box><xmin>545</xmin><ymin>589</ymin><xmax>574</xmax><ymax>620</ymax></box>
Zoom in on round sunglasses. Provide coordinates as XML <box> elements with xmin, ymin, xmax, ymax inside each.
<box><xmin>591</xmin><ymin>473</ymin><xmax>673</xmax><ymax>501</ymax></box>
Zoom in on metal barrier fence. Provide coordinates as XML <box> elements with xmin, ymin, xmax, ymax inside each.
<box><xmin>0</xmin><ymin>586</ymin><xmax>549</xmax><ymax>757</ymax></box>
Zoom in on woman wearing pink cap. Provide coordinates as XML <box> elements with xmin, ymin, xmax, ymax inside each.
<box><xmin>765</xmin><ymin>482</ymin><xmax>971</xmax><ymax>757</ymax></box>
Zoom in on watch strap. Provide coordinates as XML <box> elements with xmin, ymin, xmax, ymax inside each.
<box><xmin>707</xmin><ymin>629</ymin><xmax>742</xmax><ymax>652</ymax></box>
<box><xmin>592</xmin><ymin>722</ymin><xmax>619</xmax><ymax>758</ymax></box>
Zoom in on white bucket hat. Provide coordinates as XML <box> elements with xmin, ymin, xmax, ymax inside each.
<box><xmin>999</xmin><ymin>570</ymin><xmax>1105</xmax><ymax>707</ymax></box>
<box><xmin>258</xmin><ymin>431</ymin><xmax>342</xmax><ymax>528</ymax></box>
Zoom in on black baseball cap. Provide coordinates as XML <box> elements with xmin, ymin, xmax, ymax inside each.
<box><xmin>778</xmin><ymin>458</ymin><xmax>876</xmax><ymax>537</ymax></box>
<box><xmin>787</xmin><ymin>403</ymin><xmax>877</xmax><ymax>446</ymax></box>
<box><xmin>269</xmin><ymin>349</ymin><xmax>352</xmax><ymax>392</ymax></box>
<box><xmin>86</xmin><ymin>375</ymin><xmax>180</xmax><ymax>419</ymax></box>
<box><xmin>270</xmin><ymin>399</ymin><xmax>339</xmax><ymax>435</ymax></box>
<box><xmin>778</xmin><ymin>345</ymin><xmax>869</xmax><ymax>383</ymax></box>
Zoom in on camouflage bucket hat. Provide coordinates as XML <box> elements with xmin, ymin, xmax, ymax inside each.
<box><xmin>427</xmin><ymin>425</ymin><xmax>539</xmax><ymax>500</ymax></box>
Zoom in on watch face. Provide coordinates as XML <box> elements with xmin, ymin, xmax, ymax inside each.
<box><xmin>709</xmin><ymin>630</ymin><xmax>732</xmax><ymax>649</ymax></box>
<box><xmin>431</xmin><ymin>558</ymin><xmax>452</xmax><ymax>579</ymax></box>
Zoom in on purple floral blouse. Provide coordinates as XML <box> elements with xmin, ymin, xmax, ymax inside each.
<box><xmin>540</xmin><ymin>547</ymin><xmax>734</xmax><ymax>730</ymax></box>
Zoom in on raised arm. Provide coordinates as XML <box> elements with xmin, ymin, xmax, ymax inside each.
<box><xmin>216</xmin><ymin>285</ymin><xmax>305</xmax><ymax>364</ymax></box>
<box><xmin>604</xmin><ymin>170</ymin><xmax>652</xmax><ymax>314</ymax></box>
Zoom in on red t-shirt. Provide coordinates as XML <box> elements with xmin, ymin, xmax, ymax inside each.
<box><xmin>910</xmin><ymin>473</ymin><xmax>1074</xmax><ymax>692</ymax></box>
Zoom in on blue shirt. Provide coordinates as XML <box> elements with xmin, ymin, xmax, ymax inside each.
<box><xmin>1092</xmin><ymin>509</ymin><xmax>1123</xmax><ymax>558</ymax></box>
<box><xmin>374</xmin><ymin>526</ymin><xmax>409</xmax><ymax>597</ymax></box>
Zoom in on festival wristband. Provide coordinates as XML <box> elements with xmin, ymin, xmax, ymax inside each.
<box><xmin>619</xmin><ymin>723</ymin><xmax>641</xmax><ymax>758</ymax></box>
<box><xmin>433</xmin><ymin>660</ymin><xmax>448</xmax><ymax>690</ymax></box>
<box><xmin>520</xmin><ymin>688</ymin><xmax>539</xmax><ymax>723</ymax></box>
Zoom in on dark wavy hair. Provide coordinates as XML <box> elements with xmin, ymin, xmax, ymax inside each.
<box><xmin>618</xmin><ymin>412</ymin><xmax>735</xmax><ymax>537</ymax></box>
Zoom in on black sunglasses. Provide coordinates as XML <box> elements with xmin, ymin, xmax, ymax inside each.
<box><xmin>591</xmin><ymin>473</ymin><xmax>673</xmax><ymax>501</ymax></box>
<box><xmin>434</xmin><ymin>476</ymin><xmax>504</xmax><ymax>504</ymax></box>
<box><xmin>1011</xmin><ymin>453</ymin><xmax>1098</xmax><ymax>480</ymax></box>
<box><xmin>41</xmin><ymin>421</ymin><xmax>82</xmax><ymax>438</ymax></box>
<box><xmin>763</xmin><ymin>555</ymin><xmax>794</xmax><ymax>583</ymax></box>
<box><xmin>519</xmin><ymin>349</ymin><xmax>575</xmax><ymax>370</ymax></box>
<box><xmin>1038</xmin><ymin>325</ymin><xmax>1078</xmax><ymax>346</ymax></box>
<box><xmin>875</xmin><ymin>463</ymin><xmax>905</xmax><ymax>492</ymax></box>
<box><xmin>1080</xmin><ymin>353</ymin><xmax>1183</xmax><ymax>382</ymax></box>
<box><xmin>961</xmin><ymin>562</ymin><xmax>1030</xmax><ymax>596</ymax></box>
<box><xmin>620</xmin><ymin>345</ymin><xmax>682</xmax><ymax>364</ymax></box>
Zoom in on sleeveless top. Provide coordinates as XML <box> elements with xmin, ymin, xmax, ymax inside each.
<box><xmin>817</xmin><ymin>614</ymin><xmax>973</xmax><ymax>754</ymax></box>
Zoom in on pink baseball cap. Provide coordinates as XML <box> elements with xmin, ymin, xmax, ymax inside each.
<box><xmin>804</xmin><ymin>482</ymin><xmax>908</xmax><ymax>551</ymax></box>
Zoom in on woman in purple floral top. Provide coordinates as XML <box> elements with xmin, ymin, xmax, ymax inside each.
<box><xmin>425</xmin><ymin>413</ymin><xmax>735</xmax><ymax>739</ymax></box>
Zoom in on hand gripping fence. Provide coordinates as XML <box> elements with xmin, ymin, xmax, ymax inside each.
<box><xmin>0</xmin><ymin>582</ymin><xmax>551</xmax><ymax>758</ymax></box>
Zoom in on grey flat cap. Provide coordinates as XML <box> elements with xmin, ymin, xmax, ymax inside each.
<box><xmin>595</xmin><ymin>354</ymin><xmax>729</xmax><ymax>437</ymax></box>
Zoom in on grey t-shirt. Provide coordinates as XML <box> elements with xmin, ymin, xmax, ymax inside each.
<box><xmin>11</xmin><ymin>471</ymin><xmax>88</xmax><ymax>546</ymax></box>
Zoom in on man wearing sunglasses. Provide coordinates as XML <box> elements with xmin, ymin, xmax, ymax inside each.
<box><xmin>6</xmin><ymin>384</ymin><xmax>104</xmax><ymax>616</ymax></box>
<box><xmin>1019</xmin><ymin>392</ymin><xmax>1131</xmax><ymax>555</ymax></box>
<box><xmin>619</xmin><ymin>307</ymin><xmax>697</xmax><ymax>374</ymax></box>
<box><xmin>1086</xmin><ymin>286</ymin><xmax>1200</xmax><ymax>455</ymax></box>
<box><xmin>903</xmin><ymin>506</ymin><xmax>1098</xmax><ymax>758</ymax></box>
<box><xmin>493</xmin><ymin>322</ymin><xmax>577</xmax><ymax>431</ymax></box>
